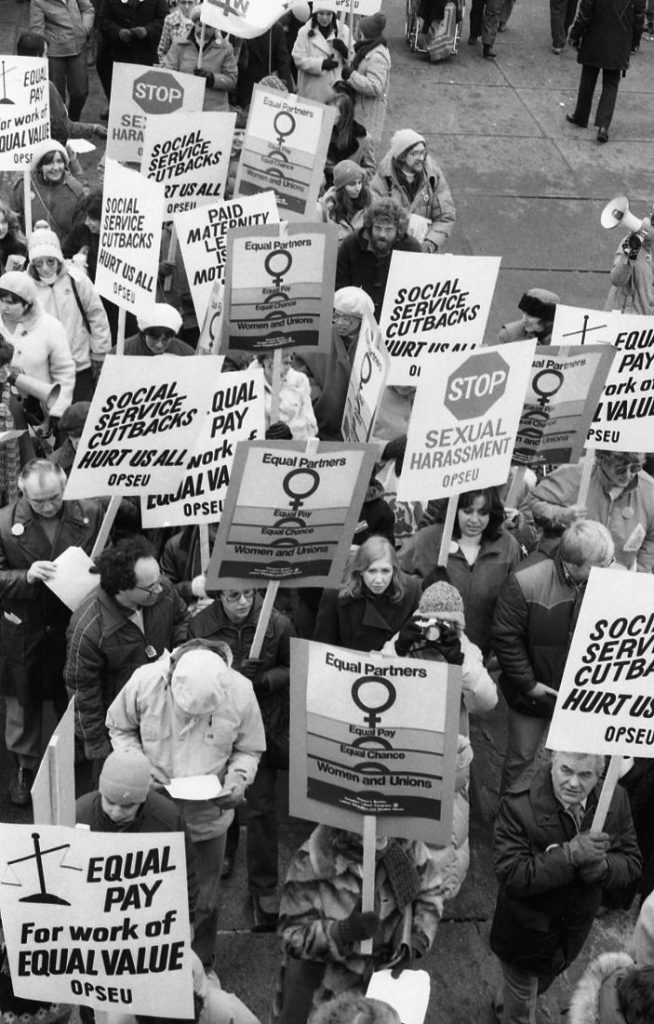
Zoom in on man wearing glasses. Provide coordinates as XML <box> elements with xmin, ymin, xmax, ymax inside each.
<box><xmin>522</xmin><ymin>450</ymin><xmax>654</xmax><ymax>572</ymax></box>
<box><xmin>65</xmin><ymin>534</ymin><xmax>190</xmax><ymax>793</ymax></box>
<box><xmin>116</xmin><ymin>302</ymin><xmax>195</xmax><ymax>357</ymax></box>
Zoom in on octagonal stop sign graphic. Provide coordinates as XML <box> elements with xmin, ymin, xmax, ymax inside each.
<box><xmin>444</xmin><ymin>350</ymin><xmax>510</xmax><ymax>421</ymax></box>
<box><xmin>133</xmin><ymin>70</ymin><xmax>184</xmax><ymax>114</ymax></box>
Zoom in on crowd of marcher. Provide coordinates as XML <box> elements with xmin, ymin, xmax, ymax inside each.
<box><xmin>2</xmin><ymin>2</ymin><xmax>654</xmax><ymax>1024</ymax></box>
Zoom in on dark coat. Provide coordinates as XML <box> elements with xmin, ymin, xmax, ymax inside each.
<box><xmin>570</xmin><ymin>0</ymin><xmax>645</xmax><ymax>70</ymax></box>
<box><xmin>99</xmin><ymin>0</ymin><xmax>167</xmax><ymax>66</ymax></box>
<box><xmin>313</xmin><ymin>574</ymin><xmax>422</xmax><ymax>652</ymax></box>
<box><xmin>64</xmin><ymin>579</ymin><xmax>190</xmax><ymax>751</ymax></box>
<box><xmin>490</xmin><ymin>766</ymin><xmax>641</xmax><ymax>976</ymax></box>
<box><xmin>295</xmin><ymin>328</ymin><xmax>358</xmax><ymax>441</ymax></box>
<box><xmin>335</xmin><ymin>228</ymin><xmax>423</xmax><ymax>321</ymax></box>
<box><xmin>0</xmin><ymin>497</ymin><xmax>105</xmax><ymax>704</ymax></box>
<box><xmin>234</xmin><ymin>24</ymin><xmax>293</xmax><ymax>107</ymax></box>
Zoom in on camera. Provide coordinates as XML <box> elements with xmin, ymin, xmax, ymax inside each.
<box><xmin>414</xmin><ymin>616</ymin><xmax>458</xmax><ymax>643</ymax></box>
<box><xmin>624</xmin><ymin>233</ymin><xmax>642</xmax><ymax>261</ymax></box>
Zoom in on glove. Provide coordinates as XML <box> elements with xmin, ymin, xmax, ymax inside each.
<box><xmin>395</xmin><ymin>618</ymin><xmax>424</xmax><ymax>656</ymax></box>
<box><xmin>382</xmin><ymin>435</ymin><xmax>406</xmax><ymax>475</ymax></box>
<box><xmin>91</xmin><ymin>358</ymin><xmax>104</xmax><ymax>382</ymax></box>
<box><xmin>334</xmin><ymin>910</ymin><xmax>379</xmax><ymax>949</ymax></box>
<box><xmin>4</xmin><ymin>254</ymin><xmax>26</xmax><ymax>271</ymax></box>
<box><xmin>322</xmin><ymin>57</ymin><xmax>339</xmax><ymax>71</ymax></box>
<box><xmin>191</xmin><ymin>574</ymin><xmax>207</xmax><ymax>599</ymax></box>
<box><xmin>266</xmin><ymin>421</ymin><xmax>293</xmax><ymax>440</ymax></box>
<box><xmin>332</xmin><ymin>38</ymin><xmax>349</xmax><ymax>58</ymax></box>
<box><xmin>578</xmin><ymin>858</ymin><xmax>609</xmax><ymax>884</ymax></box>
<box><xmin>118</xmin><ymin>28</ymin><xmax>132</xmax><ymax>42</ymax></box>
<box><xmin>194</xmin><ymin>69</ymin><xmax>215</xmax><ymax>87</ymax></box>
<box><xmin>131</xmin><ymin>25</ymin><xmax>148</xmax><ymax>38</ymax></box>
<box><xmin>94</xmin><ymin>124</ymin><xmax>108</xmax><ymax>138</ymax></box>
<box><xmin>565</xmin><ymin>831</ymin><xmax>610</xmax><ymax>867</ymax></box>
<box><xmin>436</xmin><ymin>630</ymin><xmax>464</xmax><ymax>666</ymax></box>
<box><xmin>159</xmin><ymin>260</ymin><xmax>175</xmax><ymax>279</ymax></box>
<box><xmin>84</xmin><ymin>738</ymin><xmax>112</xmax><ymax>762</ymax></box>
<box><xmin>422</xmin><ymin>239</ymin><xmax>438</xmax><ymax>254</ymax></box>
<box><xmin>340</xmin><ymin>65</ymin><xmax>352</xmax><ymax>80</ymax></box>
<box><xmin>238</xmin><ymin>658</ymin><xmax>263</xmax><ymax>682</ymax></box>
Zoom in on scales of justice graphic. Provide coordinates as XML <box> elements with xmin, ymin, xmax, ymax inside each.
<box><xmin>2</xmin><ymin>831</ymin><xmax>83</xmax><ymax>904</ymax></box>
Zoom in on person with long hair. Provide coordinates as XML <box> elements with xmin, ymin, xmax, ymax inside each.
<box><xmin>324</xmin><ymin>93</ymin><xmax>376</xmax><ymax>189</ymax></box>
<box><xmin>313</xmin><ymin>535</ymin><xmax>421</xmax><ymax>651</ymax></box>
<box><xmin>292</xmin><ymin>0</ymin><xmax>350</xmax><ymax>104</ymax></box>
<box><xmin>400</xmin><ymin>488</ymin><xmax>522</xmax><ymax>656</ymax></box>
<box><xmin>320</xmin><ymin>160</ymin><xmax>372</xmax><ymax>242</ymax></box>
<box><xmin>339</xmin><ymin>13</ymin><xmax>390</xmax><ymax>145</ymax></box>
<box><xmin>0</xmin><ymin>199</ymin><xmax>27</xmax><ymax>275</ymax></box>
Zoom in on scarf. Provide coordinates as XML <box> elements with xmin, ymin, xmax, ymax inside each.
<box><xmin>351</xmin><ymin>34</ymin><xmax>387</xmax><ymax>71</ymax></box>
<box><xmin>381</xmin><ymin>840</ymin><xmax>422</xmax><ymax>912</ymax></box>
<box><xmin>0</xmin><ymin>383</ymin><xmax>20</xmax><ymax>507</ymax></box>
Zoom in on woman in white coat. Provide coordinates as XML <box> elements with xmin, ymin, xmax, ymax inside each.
<box><xmin>292</xmin><ymin>0</ymin><xmax>350</xmax><ymax>104</ymax></box>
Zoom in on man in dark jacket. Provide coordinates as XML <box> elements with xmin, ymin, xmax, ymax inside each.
<box><xmin>0</xmin><ymin>460</ymin><xmax>107</xmax><ymax>806</ymax></box>
<box><xmin>97</xmin><ymin>0</ymin><xmax>167</xmax><ymax>98</ymax></box>
<box><xmin>190</xmin><ymin>587</ymin><xmax>293</xmax><ymax>931</ymax></box>
<box><xmin>492</xmin><ymin>520</ymin><xmax>616</xmax><ymax>793</ymax></box>
<box><xmin>490</xmin><ymin>749</ymin><xmax>641</xmax><ymax>1024</ymax></box>
<box><xmin>335</xmin><ymin>198</ymin><xmax>422</xmax><ymax>321</ymax></box>
<box><xmin>65</xmin><ymin>534</ymin><xmax>190</xmax><ymax>789</ymax></box>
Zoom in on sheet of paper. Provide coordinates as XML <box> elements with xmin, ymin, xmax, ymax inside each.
<box><xmin>0</xmin><ymin>429</ymin><xmax>25</xmax><ymax>445</ymax></box>
<box><xmin>67</xmin><ymin>138</ymin><xmax>96</xmax><ymax>154</ymax></box>
<box><xmin>165</xmin><ymin>775</ymin><xmax>222</xmax><ymax>800</ymax></box>
<box><xmin>366</xmin><ymin>969</ymin><xmax>431</xmax><ymax>1024</ymax></box>
<box><xmin>44</xmin><ymin>546</ymin><xmax>98</xmax><ymax>612</ymax></box>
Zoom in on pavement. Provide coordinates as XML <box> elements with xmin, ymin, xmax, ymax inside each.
<box><xmin>0</xmin><ymin>0</ymin><xmax>653</xmax><ymax>1019</ymax></box>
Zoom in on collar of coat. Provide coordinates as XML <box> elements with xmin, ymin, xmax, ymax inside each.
<box><xmin>95</xmin><ymin>583</ymin><xmax>164</xmax><ymax>638</ymax></box>
<box><xmin>505</xmin><ymin>759</ymin><xmax>602</xmax><ymax>821</ymax></box>
<box><xmin>10</xmin><ymin>497</ymin><xmax>94</xmax><ymax>560</ymax></box>
<box><xmin>567</xmin><ymin>951</ymin><xmax>633</xmax><ymax>1024</ymax></box>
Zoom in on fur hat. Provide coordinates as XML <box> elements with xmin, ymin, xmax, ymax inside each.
<box><xmin>137</xmin><ymin>303</ymin><xmax>183</xmax><ymax>334</ymax></box>
<box><xmin>333</xmin><ymin>286</ymin><xmax>375</xmax><ymax>320</ymax></box>
<box><xmin>171</xmin><ymin>649</ymin><xmax>227</xmax><ymax>717</ymax></box>
<box><xmin>358</xmin><ymin>12</ymin><xmax>386</xmax><ymax>38</ymax></box>
<box><xmin>417</xmin><ymin>582</ymin><xmax>465</xmax><ymax>625</ymax></box>
<box><xmin>518</xmin><ymin>288</ymin><xmax>560</xmax><ymax>322</ymax></box>
<box><xmin>29</xmin><ymin>138</ymin><xmax>69</xmax><ymax>174</ymax></box>
<box><xmin>313</xmin><ymin>0</ymin><xmax>337</xmax><ymax>12</ymax></box>
<box><xmin>0</xmin><ymin>270</ymin><xmax>38</xmax><ymax>306</ymax></box>
<box><xmin>99</xmin><ymin>749</ymin><xmax>151</xmax><ymax>805</ymax></box>
<box><xmin>333</xmin><ymin>160</ymin><xmax>364</xmax><ymax>191</ymax></box>
<box><xmin>59</xmin><ymin>402</ymin><xmax>91</xmax><ymax>438</ymax></box>
<box><xmin>631</xmin><ymin>893</ymin><xmax>654</xmax><ymax>966</ymax></box>
<box><xmin>389</xmin><ymin>128</ymin><xmax>425</xmax><ymax>161</ymax></box>
<box><xmin>28</xmin><ymin>226</ymin><xmax>63</xmax><ymax>265</ymax></box>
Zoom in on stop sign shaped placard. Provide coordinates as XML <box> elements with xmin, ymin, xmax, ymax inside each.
<box><xmin>444</xmin><ymin>350</ymin><xmax>509</xmax><ymax>420</ymax></box>
<box><xmin>133</xmin><ymin>70</ymin><xmax>184</xmax><ymax>114</ymax></box>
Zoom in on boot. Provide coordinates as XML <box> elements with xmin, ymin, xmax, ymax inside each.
<box><xmin>10</xmin><ymin>767</ymin><xmax>33</xmax><ymax>806</ymax></box>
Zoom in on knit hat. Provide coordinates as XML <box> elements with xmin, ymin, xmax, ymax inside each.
<box><xmin>259</xmin><ymin>74</ymin><xmax>288</xmax><ymax>93</ymax></box>
<box><xmin>29</xmin><ymin>138</ymin><xmax>69</xmax><ymax>174</ymax></box>
<box><xmin>518</xmin><ymin>288</ymin><xmax>560</xmax><ymax>322</ymax></box>
<box><xmin>389</xmin><ymin>128</ymin><xmax>425</xmax><ymax>161</ymax></box>
<box><xmin>291</xmin><ymin>0</ymin><xmax>311</xmax><ymax>22</ymax></box>
<box><xmin>99</xmin><ymin>749</ymin><xmax>151</xmax><ymax>805</ymax></box>
<box><xmin>358</xmin><ymin>12</ymin><xmax>386</xmax><ymax>38</ymax></box>
<box><xmin>137</xmin><ymin>303</ymin><xmax>183</xmax><ymax>334</ymax></box>
<box><xmin>28</xmin><ymin>226</ymin><xmax>63</xmax><ymax>265</ymax></box>
<box><xmin>59</xmin><ymin>401</ymin><xmax>91</xmax><ymax>438</ymax></box>
<box><xmin>333</xmin><ymin>286</ymin><xmax>375</xmax><ymax>320</ymax></box>
<box><xmin>313</xmin><ymin>0</ymin><xmax>337</xmax><ymax>12</ymax></box>
<box><xmin>0</xmin><ymin>270</ymin><xmax>38</xmax><ymax>306</ymax></box>
<box><xmin>171</xmin><ymin>649</ymin><xmax>227</xmax><ymax>717</ymax></box>
<box><xmin>417</xmin><ymin>582</ymin><xmax>465</xmax><ymax>625</ymax></box>
<box><xmin>333</xmin><ymin>160</ymin><xmax>364</xmax><ymax>191</ymax></box>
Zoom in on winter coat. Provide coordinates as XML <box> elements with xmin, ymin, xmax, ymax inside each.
<box><xmin>568</xmin><ymin>951</ymin><xmax>635</xmax><ymax>1024</ymax></box>
<box><xmin>497</xmin><ymin>319</ymin><xmax>553</xmax><ymax>345</ymax></box>
<box><xmin>335</xmin><ymin>228</ymin><xmax>423</xmax><ymax>322</ymax></box>
<box><xmin>521</xmin><ymin>463</ymin><xmax>654</xmax><ymax>572</ymax></box>
<box><xmin>604</xmin><ymin>238</ymin><xmax>654</xmax><ymax>315</ymax></box>
<box><xmin>12</xmin><ymin>172</ymin><xmax>84</xmax><ymax>243</ymax></box>
<box><xmin>400</xmin><ymin>528</ymin><xmax>522</xmax><ymax>654</ymax></box>
<box><xmin>157</xmin><ymin>8</ymin><xmax>193</xmax><ymax>63</ymax></box>
<box><xmin>346</xmin><ymin>43</ymin><xmax>391</xmax><ymax>146</ymax></box>
<box><xmin>117</xmin><ymin>332</ymin><xmax>195</xmax><ymax>356</ymax></box>
<box><xmin>325</xmin><ymin>123</ymin><xmax>377</xmax><ymax>188</ymax></box>
<box><xmin>295</xmin><ymin>327</ymin><xmax>358</xmax><ymax>440</ymax></box>
<box><xmin>292</xmin><ymin>21</ymin><xmax>351</xmax><ymax>104</ymax></box>
<box><xmin>369</xmin><ymin>152</ymin><xmax>455</xmax><ymax>252</ymax></box>
<box><xmin>99</xmin><ymin>0</ymin><xmax>167</xmax><ymax>67</ymax></box>
<box><xmin>274</xmin><ymin>824</ymin><xmax>461</xmax><ymax>1016</ymax></box>
<box><xmin>48</xmin><ymin>82</ymin><xmax>98</xmax><ymax>147</ymax></box>
<box><xmin>162</xmin><ymin>32</ymin><xmax>237</xmax><ymax>111</ymax></box>
<box><xmin>0</xmin><ymin>303</ymin><xmax>76</xmax><ymax>418</ymax></box>
<box><xmin>262</xmin><ymin>367</ymin><xmax>318</xmax><ymax>439</ymax></box>
<box><xmin>319</xmin><ymin>188</ymin><xmax>366</xmax><ymax>244</ymax></box>
<box><xmin>0</xmin><ymin>497</ymin><xmax>104</xmax><ymax>704</ymax></box>
<box><xmin>234</xmin><ymin>24</ymin><xmax>293</xmax><ymax>108</ymax></box>
<box><xmin>353</xmin><ymin>479</ymin><xmax>395</xmax><ymax>547</ymax></box>
<box><xmin>569</xmin><ymin>0</ymin><xmax>645</xmax><ymax>71</ymax></box>
<box><xmin>106</xmin><ymin>650</ymin><xmax>265</xmax><ymax>840</ymax></box>
<box><xmin>489</xmin><ymin>765</ymin><xmax>641</xmax><ymax>977</ymax></box>
<box><xmin>29</xmin><ymin>263</ymin><xmax>111</xmax><ymax>372</ymax></box>
<box><xmin>30</xmin><ymin>0</ymin><xmax>94</xmax><ymax>57</ymax></box>
<box><xmin>312</xmin><ymin>574</ymin><xmax>422</xmax><ymax>652</ymax></box>
<box><xmin>491</xmin><ymin>551</ymin><xmax>583</xmax><ymax>718</ymax></box>
<box><xmin>64</xmin><ymin>580</ymin><xmax>190</xmax><ymax>752</ymax></box>
<box><xmin>76</xmin><ymin>788</ymin><xmax>199</xmax><ymax>920</ymax></box>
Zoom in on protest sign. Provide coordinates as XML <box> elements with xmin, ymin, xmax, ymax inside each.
<box><xmin>0</xmin><ymin>825</ymin><xmax>193</xmax><ymax>1017</ymax></box>
<box><xmin>204</xmin><ymin>439</ymin><xmax>378</xmax><ymax>588</ymax></box>
<box><xmin>107</xmin><ymin>63</ymin><xmax>205</xmax><ymax>165</ymax></box>
<box><xmin>221</xmin><ymin>222</ymin><xmax>337</xmax><ymax>354</ymax></box>
<box><xmin>0</xmin><ymin>57</ymin><xmax>49</xmax><ymax>170</ymax></box>
<box><xmin>552</xmin><ymin>304</ymin><xmax>654</xmax><ymax>452</ymax></box>
<box><xmin>32</xmin><ymin>700</ymin><xmax>75</xmax><ymax>827</ymax></box>
<box><xmin>235</xmin><ymin>85</ymin><xmax>335</xmax><ymax>220</ymax></box>
<box><xmin>175</xmin><ymin>191</ymin><xmax>279</xmax><ymax>327</ymax></box>
<box><xmin>95</xmin><ymin>160</ymin><xmax>164</xmax><ymax>315</ymax></box>
<box><xmin>397</xmin><ymin>340</ymin><xmax>537</xmax><ymax>501</ymax></box>
<box><xmin>141</xmin><ymin>111</ymin><xmax>235</xmax><ymax>219</ymax></box>
<box><xmin>379</xmin><ymin>253</ymin><xmax>501</xmax><ymax>386</ymax></box>
<box><xmin>513</xmin><ymin>344</ymin><xmax>615</xmax><ymax>467</ymax></box>
<box><xmin>289</xmin><ymin>640</ymin><xmax>462</xmax><ymax>844</ymax></box>
<box><xmin>547</xmin><ymin>570</ymin><xmax>654</xmax><ymax>757</ymax></box>
<box><xmin>200</xmin><ymin>0</ymin><xmax>294</xmax><ymax>38</ymax></box>
<box><xmin>64</xmin><ymin>356</ymin><xmax>220</xmax><ymax>499</ymax></box>
<box><xmin>341</xmin><ymin>316</ymin><xmax>389</xmax><ymax>443</ymax></box>
<box><xmin>142</xmin><ymin>365</ymin><xmax>266</xmax><ymax>527</ymax></box>
<box><xmin>334</xmin><ymin>0</ymin><xmax>383</xmax><ymax>10</ymax></box>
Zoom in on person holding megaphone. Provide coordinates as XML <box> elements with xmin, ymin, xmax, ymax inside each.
<box><xmin>603</xmin><ymin>202</ymin><xmax>654</xmax><ymax>315</ymax></box>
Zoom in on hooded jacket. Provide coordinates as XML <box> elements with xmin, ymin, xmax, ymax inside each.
<box><xmin>28</xmin><ymin>261</ymin><xmax>110</xmax><ymax>372</ymax></box>
<box><xmin>369</xmin><ymin>151</ymin><xmax>455</xmax><ymax>251</ymax></box>
<box><xmin>568</xmin><ymin>952</ymin><xmax>635</xmax><ymax>1024</ymax></box>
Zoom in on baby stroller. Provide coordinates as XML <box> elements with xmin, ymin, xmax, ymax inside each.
<box><xmin>405</xmin><ymin>0</ymin><xmax>465</xmax><ymax>61</ymax></box>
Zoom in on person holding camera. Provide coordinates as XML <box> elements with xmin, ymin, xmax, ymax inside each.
<box><xmin>605</xmin><ymin>218</ymin><xmax>654</xmax><ymax>315</ymax></box>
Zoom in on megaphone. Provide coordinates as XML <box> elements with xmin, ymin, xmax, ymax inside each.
<box><xmin>11</xmin><ymin>372</ymin><xmax>61</xmax><ymax>413</ymax></box>
<box><xmin>601</xmin><ymin>195</ymin><xmax>643</xmax><ymax>232</ymax></box>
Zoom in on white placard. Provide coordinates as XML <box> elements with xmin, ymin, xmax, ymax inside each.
<box><xmin>367</xmin><ymin>969</ymin><xmax>431</xmax><ymax>1024</ymax></box>
<box><xmin>165</xmin><ymin>775</ymin><xmax>222</xmax><ymax>800</ymax></box>
<box><xmin>44</xmin><ymin>546</ymin><xmax>98</xmax><ymax>612</ymax></box>
<box><xmin>0</xmin><ymin>57</ymin><xmax>50</xmax><ymax>170</ymax></box>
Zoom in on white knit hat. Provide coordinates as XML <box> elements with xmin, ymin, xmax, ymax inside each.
<box><xmin>28</xmin><ymin>226</ymin><xmax>64</xmax><ymax>265</ymax></box>
<box><xmin>389</xmin><ymin>129</ymin><xmax>426</xmax><ymax>161</ymax></box>
<box><xmin>137</xmin><ymin>303</ymin><xmax>183</xmax><ymax>334</ymax></box>
<box><xmin>333</xmin><ymin>286</ymin><xmax>375</xmax><ymax>319</ymax></box>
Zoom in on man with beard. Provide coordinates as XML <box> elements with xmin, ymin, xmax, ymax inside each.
<box><xmin>335</xmin><ymin>198</ymin><xmax>422</xmax><ymax>321</ymax></box>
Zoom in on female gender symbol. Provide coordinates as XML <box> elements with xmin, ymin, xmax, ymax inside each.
<box><xmin>532</xmin><ymin>368</ymin><xmax>564</xmax><ymax>408</ymax></box>
<box><xmin>264</xmin><ymin>248</ymin><xmax>293</xmax><ymax>288</ymax></box>
<box><xmin>273</xmin><ymin>110</ymin><xmax>296</xmax><ymax>146</ymax></box>
<box><xmin>351</xmin><ymin>676</ymin><xmax>397</xmax><ymax>728</ymax></box>
<box><xmin>273</xmin><ymin>467</ymin><xmax>321</xmax><ymax>526</ymax></box>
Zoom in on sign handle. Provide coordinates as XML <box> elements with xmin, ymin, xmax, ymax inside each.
<box><xmin>163</xmin><ymin>225</ymin><xmax>177</xmax><ymax>293</ymax></box>
<box><xmin>437</xmin><ymin>495</ymin><xmax>458</xmax><ymax>567</ymax></box>
<box><xmin>199</xmin><ymin>523</ymin><xmax>210</xmax><ymax>572</ymax></box>
<box><xmin>504</xmin><ymin>466</ymin><xmax>526</xmax><ymax>509</ymax></box>
<box><xmin>23</xmin><ymin>170</ymin><xmax>32</xmax><ymax>239</ymax></box>
<box><xmin>591</xmin><ymin>754</ymin><xmax>623</xmax><ymax>832</ymax></box>
<box><xmin>91</xmin><ymin>494</ymin><xmax>122</xmax><ymax>559</ymax></box>
<box><xmin>577</xmin><ymin>450</ymin><xmax>594</xmax><ymax>509</ymax></box>
<box><xmin>197</xmin><ymin>22</ymin><xmax>205</xmax><ymax>70</ymax></box>
<box><xmin>248</xmin><ymin>580</ymin><xmax>280</xmax><ymax>660</ymax></box>
<box><xmin>360</xmin><ymin>814</ymin><xmax>376</xmax><ymax>955</ymax></box>
<box><xmin>270</xmin><ymin>347</ymin><xmax>282</xmax><ymax>425</ymax></box>
<box><xmin>348</xmin><ymin>0</ymin><xmax>355</xmax><ymax>56</ymax></box>
<box><xmin>116</xmin><ymin>305</ymin><xmax>127</xmax><ymax>356</ymax></box>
